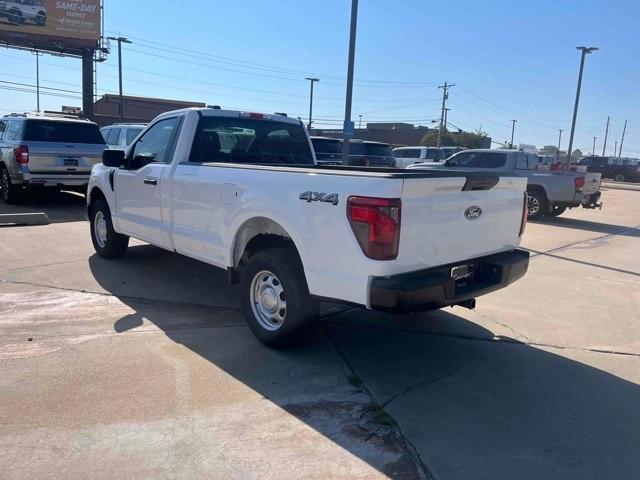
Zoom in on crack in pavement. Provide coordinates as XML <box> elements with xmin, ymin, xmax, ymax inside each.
<box><xmin>323</xmin><ymin>327</ymin><xmax>436</xmax><ymax>480</ymax></box>
<box><xmin>525</xmin><ymin>224</ymin><xmax>640</xmax><ymax>258</ymax></box>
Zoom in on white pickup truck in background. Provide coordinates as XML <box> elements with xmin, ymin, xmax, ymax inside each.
<box><xmin>88</xmin><ymin>108</ymin><xmax>530</xmax><ymax>347</ymax></box>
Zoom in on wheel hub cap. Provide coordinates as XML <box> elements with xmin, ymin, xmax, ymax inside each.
<box><xmin>94</xmin><ymin>211</ymin><xmax>108</xmax><ymax>248</ymax></box>
<box><xmin>250</xmin><ymin>270</ymin><xmax>287</xmax><ymax>331</ymax></box>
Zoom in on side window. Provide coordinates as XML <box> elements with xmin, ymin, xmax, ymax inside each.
<box><xmin>106</xmin><ymin>128</ymin><xmax>121</xmax><ymax>146</ymax></box>
<box><xmin>515</xmin><ymin>153</ymin><xmax>527</xmax><ymax>169</ymax></box>
<box><xmin>130</xmin><ymin>117</ymin><xmax>180</xmax><ymax>167</ymax></box>
<box><xmin>0</xmin><ymin>121</ymin><xmax>6</xmax><ymax>142</ymax></box>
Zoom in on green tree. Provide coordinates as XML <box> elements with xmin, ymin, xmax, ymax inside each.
<box><xmin>422</xmin><ymin>128</ymin><xmax>491</xmax><ymax>149</ymax></box>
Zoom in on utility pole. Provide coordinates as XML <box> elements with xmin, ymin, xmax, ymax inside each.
<box><xmin>618</xmin><ymin>120</ymin><xmax>627</xmax><ymax>157</ymax></box>
<box><xmin>510</xmin><ymin>120</ymin><xmax>517</xmax><ymax>149</ymax></box>
<box><xmin>567</xmin><ymin>46</ymin><xmax>598</xmax><ymax>166</ymax></box>
<box><xmin>592</xmin><ymin>137</ymin><xmax>596</xmax><ymax>155</ymax></box>
<box><xmin>358</xmin><ymin>114</ymin><xmax>362</xmax><ymax>129</ymax></box>
<box><xmin>107</xmin><ymin>36</ymin><xmax>132</xmax><ymax>121</ymax></box>
<box><xmin>614</xmin><ymin>141</ymin><xmax>618</xmax><ymax>157</ymax></box>
<box><xmin>557</xmin><ymin>129</ymin><xmax>563</xmax><ymax>160</ymax></box>
<box><xmin>32</xmin><ymin>50</ymin><xmax>43</xmax><ymax>113</ymax></box>
<box><xmin>602</xmin><ymin>115</ymin><xmax>610</xmax><ymax>156</ymax></box>
<box><xmin>342</xmin><ymin>0</ymin><xmax>358</xmax><ymax>165</ymax></box>
<box><xmin>305</xmin><ymin>77</ymin><xmax>319</xmax><ymax>131</ymax></box>
<box><xmin>437</xmin><ymin>82</ymin><xmax>454</xmax><ymax>147</ymax></box>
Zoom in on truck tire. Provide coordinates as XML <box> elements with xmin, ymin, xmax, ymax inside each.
<box><xmin>549</xmin><ymin>205</ymin><xmax>567</xmax><ymax>217</ymax></box>
<box><xmin>35</xmin><ymin>12</ymin><xmax>46</xmax><ymax>26</ymax></box>
<box><xmin>526</xmin><ymin>189</ymin><xmax>547</xmax><ymax>220</ymax></box>
<box><xmin>614</xmin><ymin>174</ymin><xmax>625</xmax><ymax>182</ymax></box>
<box><xmin>0</xmin><ymin>166</ymin><xmax>20</xmax><ymax>204</ymax></box>
<box><xmin>8</xmin><ymin>9</ymin><xmax>23</xmax><ymax>25</ymax></box>
<box><xmin>90</xmin><ymin>198</ymin><xmax>129</xmax><ymax>258</ymax></box>
<box><xmin>241</xmin><ymin>247</ymin><xmax>319</xmax><ymax>348</ymax></box>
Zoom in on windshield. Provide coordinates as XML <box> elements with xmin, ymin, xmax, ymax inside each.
<box><xmin>350</xmin><ymin>143</ymin><xmax>393</xmax><ymax>157</ymax></box>
<box><xmin>125</xmin><ymin>127</ymin><xmax>145</xmax><ymax>145</ymax></box>
<box><xmin>312</xmin><ymin>138</ymin><xmax>342</xmax><ymax>154</ymax></box>
<box><xmin>189</xmin><ymin>117</ymin><xmax>314</xmax><ymax>165</ymax></box>
<box><xmin>445</xmin><ymin>151</ymin><xmax>507</xmax><ymax>168</ymax></box>
<box><xmin>24</xmin><ymin>120</ymin><xmax>105</xmax><ymax>144</ymax></box>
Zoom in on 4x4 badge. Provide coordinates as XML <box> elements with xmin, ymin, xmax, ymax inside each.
<box><xmin>299</xmin><ymin>191</ymin><xmax>339</xmax><ymax>206</ymax></box>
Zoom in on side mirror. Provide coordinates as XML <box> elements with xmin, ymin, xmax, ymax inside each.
<box><xmin>103</xmin><ymin>149</ymin><xmax>126</xmax><ymax>168</ymax></box>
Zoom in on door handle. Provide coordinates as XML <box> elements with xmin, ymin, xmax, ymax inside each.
<box><xmin>144</xmin><ymin>178</ymin><xmax>158</xmax><ymax>186</ymax></box>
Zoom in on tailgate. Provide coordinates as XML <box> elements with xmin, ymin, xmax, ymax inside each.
<box><xmin>396</xmin><ymin>175</ymin><xmax>526</xmax><ymax>272</ymax></box>
<box><xmin>583</xmin><ymin>172</ymin><xmax>602</xmax><ymax>195</ymax></box>
<box><xmin>26</xmin><ymin>142</ymin><xmax>105</xmax><ymax>174</ymax></box>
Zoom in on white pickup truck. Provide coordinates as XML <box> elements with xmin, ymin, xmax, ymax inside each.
<box><xmin>88</xmin><ymin>108</ymin><xmax>530</xmax><ymax>347</ymax></box>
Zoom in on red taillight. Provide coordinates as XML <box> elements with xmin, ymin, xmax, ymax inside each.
<box><xmin>520</xmin><ymin>192</ymin><xmax>528</xmax><ymax>236</ymax></box>
<box><xmin>347</xmin><ymin>196</ymin><xmax>401</xmax><ymax>260</ymax></box>
<box><xmin>575</xmin><ymin>176</ymin><xmax>585</xmax><ymax>190</ymax></box>
<box><xmin>14</xmin><ymin>145</ymin><xmax>29</xmax><ymax>164</ymax></box>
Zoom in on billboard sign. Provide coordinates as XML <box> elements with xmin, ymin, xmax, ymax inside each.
<box><xmin>0</xmin><ymin>0</ymin><xmax>100</xmax><ymax>53</ymax></box>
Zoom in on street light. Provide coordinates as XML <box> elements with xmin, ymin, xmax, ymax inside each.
<box><xmin>566</xmin><ymin>46</ymin><xmax>599</xmax><ymax>165</ymax></box>
<box><xmin>107</xmin><ymin>36</ymin><xmax>132</xmax><ymax>121</ymax></box>
<box><xmin>557</xmin><ymin>129</ymin><xmax>563</xmax><ymax>160</ymax></box>
<box><xmin>305</xmin><ymin>77</ymin><xmax>319</xmax><ymax>131</ymax></box>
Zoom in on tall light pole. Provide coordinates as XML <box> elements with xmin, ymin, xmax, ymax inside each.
<box><xmin>592</xmin><ymin>136</ymin><xmax>596</xmax><ymax>155</ymax></box>
<box><xmin>32</xmin><ymin>50</ymin><xmax>43</xmax><ymax>113</ymax></box>
<box><xmin>614</xmin><ymin>140</ymin><xmax>618</xmax><ymax>157</ymax></box>
<box><xmin>305</xmin><ymin>77</ymin><xmax>319</xmax><ymax>131</ymax></box>
<box><xmin>342</xmin><ymin>0</ymin><xmax>358</xmax><ymax>165</ymax></box>
<box><xmin>566</xmin><ymin>46</ymin><xmax>598</xmax><ymax>165</ymax></box>
<box><xmin>619</xmin><ymin>120</ymin><xmax>628</xmax><ymax>157</ymax></box>
<box><xmin>107</xmin><ymin>36</ymin><xmax>132</xmax><ymax>121</ymax></box>
<box><xmin>510</xmin><ymin>120</ymin><xmax>517</xmax><ymax>149</ymax></box>
<box><xmin>557</xmin><ymin>129</ymin><xmax>563</xmax><ymax>160</ymax></box>
<box><xmin>602</xmin><ymin>115</ymin><xmax>610</xmax><ymax>157</ymax></box>
<box><xmin>358</xmin><ymin>114</ymin><xmax>363</xmax><ymax>129</ymax></box>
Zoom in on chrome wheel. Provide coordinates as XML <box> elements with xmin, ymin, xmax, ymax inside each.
<box><xmin>527</xmin><ymin>194</ymin><xmax>540</xmax><ymax>216</ymax></box>
<box><xmin>94</xmin><ymin>210</ymin><xmax>108</xmax><ymax>248</ymax></box>
<box><xmin>614</xmin><ymin>174</ymin><xmax>625</xmax><ymax>182</ymax></box>
<box><xmin>250</xmin><ymin>270</ymin><xmax>286</xmax><ymax>331</ymax></box>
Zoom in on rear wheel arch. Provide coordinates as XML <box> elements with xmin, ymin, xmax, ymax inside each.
<box><xmin>231</xmin><ymin>217</ymin><xmax>299</xmax><ymax>269</ymax></box>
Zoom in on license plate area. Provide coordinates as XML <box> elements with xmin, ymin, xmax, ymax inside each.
<box><xmin>63</xmin><ymin>158</ymin><xmax>79</xmax><ymax>167</ymax></box>
<box><xmin>451</xmin><ymin>264</ymin><xmax>474</xmax><ymax>282</ymax></box>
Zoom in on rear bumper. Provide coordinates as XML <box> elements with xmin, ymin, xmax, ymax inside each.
<box><xmin>16</xmin><ymin>173</ymin><xmax>91</xmax><ymax>187</ymax></box>
<box><xmin>369</xmin><ymin>249</ymin><xmax>530</xmax><ymax>312</ymax></box>
<box><xmin>581</xmin><ymin>191</ymin><xmax>602</xmax><ymax>209</ymax></box>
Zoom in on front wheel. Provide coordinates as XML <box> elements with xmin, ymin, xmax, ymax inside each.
<box><xmin>614</xmin><ymin>174</ymin><xmax>625</xmax><ymax>182</ymax></box>
<box><xmin>526</xmin><ymin>190</ymin><xmax>547</xmax><ymax>220</ymax></box>
<box><xmin>548</xmin><ymin>205</ymin><xmax>567</xmax><ymax>217</ymax></box>
<box><xmin>241</xmin><ymin>247</ymin><xmax>319</xmax><ymax>348</ymax></box>
<box><xmin>90</xmin><ymin>198</ymin><xmax>129</xmax><ymax>258</ymax></box>
<box><xmin>8</xmin><ymin>10</ymin><xmax>22</xmax><ymax>24</ymax></box>
<box><xmin>35</xmin><ymin>12</ymin><xmax>46</xmax><ymax>26</ymax></box>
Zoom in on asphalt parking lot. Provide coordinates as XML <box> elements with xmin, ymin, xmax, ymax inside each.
<box><xmin>1</xmin><ymin>186</ymin><xmax>639</xmax><ymax>480</ymax></box>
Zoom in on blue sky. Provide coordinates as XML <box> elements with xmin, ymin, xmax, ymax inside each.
<box><xmin>1</xmin><ymin>0</ymin><xmax>638</xmax><ymax>155</ymax></box>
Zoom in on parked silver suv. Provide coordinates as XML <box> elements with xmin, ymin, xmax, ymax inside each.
<box><xmin>100</xmin><ymin>123</ymin><xmax>146</xmax><ymax>150</ymax></box>
<box><xmin>0</xmin><ymin>113</ymin><xmax>106</xmax><ymax>203</ymax></box>
<box><xmin>0</xmin><ymin>0</ymin><xmax>47</xmax><ymax>26</ymax></box>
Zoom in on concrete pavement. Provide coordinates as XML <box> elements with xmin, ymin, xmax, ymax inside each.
<box><xmin>0</xmin><ymin>187</ymin><xmax>638</xmax><ymax>479</ymax></box>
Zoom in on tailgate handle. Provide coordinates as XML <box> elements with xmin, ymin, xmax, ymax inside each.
<box><xmin>143</xmin><ymin>178</ymin><xmax>158</xmax><ymax>186</ymax></box>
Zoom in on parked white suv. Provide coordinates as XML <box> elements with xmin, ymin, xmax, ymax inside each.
<box><xmin>0</xmin><ymin>0</ymin><xmax>47</xmax><ymax>26</ymax></box>
<box><xmin>100</xmin><ymin>124</ymin><xmax>146</xmax><ymax>150</ymax></box>
<box><xmin>394</xmin><ymin>146</ymin><xmax>446</xmax><ymax>168</ymax></box>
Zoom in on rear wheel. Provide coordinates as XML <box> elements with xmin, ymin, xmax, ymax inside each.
<box><xmin>526</xmin><ymin>189</ymin><xmax>547</xmax><ymax>220</ymax></box>
<box><xmin>0</xmin><ymin>167</ymin><xmax>20</xmax><ymax>204</ymax></box>
<box><xmin>35</xmin><ymin>12</ymin><xmax>46</xmax><ymax>26</ymax></box>
<box><xmin>614</xmin><ymin>174</ymin><xmax>625</xmax><ymax>182</ymax></box>
<box><xmin>549</xmin><ymin>205</ymin><xmax>567</xmax><ymax>217</ymax></box>
<box><xmin>90</xmin><ymin>198</ymin><xmax>129</xmax><ymax>258</ymax></box>
<box><xmin>241</xmin><ymin>247</ymin><xmax>319</xmax><ymax>348</ymax></box>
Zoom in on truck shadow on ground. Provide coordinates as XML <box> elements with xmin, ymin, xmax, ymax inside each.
<box><xmin>89</xmin><ymin>246</ymin><xmax>640</xmax><ymax>480</ymax></box>
<box><xmin>0</xmin><ymin>189</ymin><xmax>87</xmax><ymax>224</ymax></box>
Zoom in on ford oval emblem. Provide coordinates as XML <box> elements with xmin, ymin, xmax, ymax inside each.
<box><xmin>464</xmin><ymin>206</ymin><xmax>483</xmax><ymax>220</ymax></box>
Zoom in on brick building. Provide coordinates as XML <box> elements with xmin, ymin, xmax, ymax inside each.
<box><xmin>93</xmin><ymin>94</ymin><xmax>206</xmax><ymax>127</ymax></box>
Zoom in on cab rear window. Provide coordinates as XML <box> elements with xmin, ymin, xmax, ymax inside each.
<box><xmin>24</xmin><ymin>120</ymin><xmax>105</xmax><ymax>144</ymax></box>
<box><xmin>312</xmin><ymin>138</ymin><xmax>342</xmax><ymax>154</ymax></box>
<box><xmin>350</xmin><ymin>143</ymin><xmax>393</xmax><ymax>156</ymax></box>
